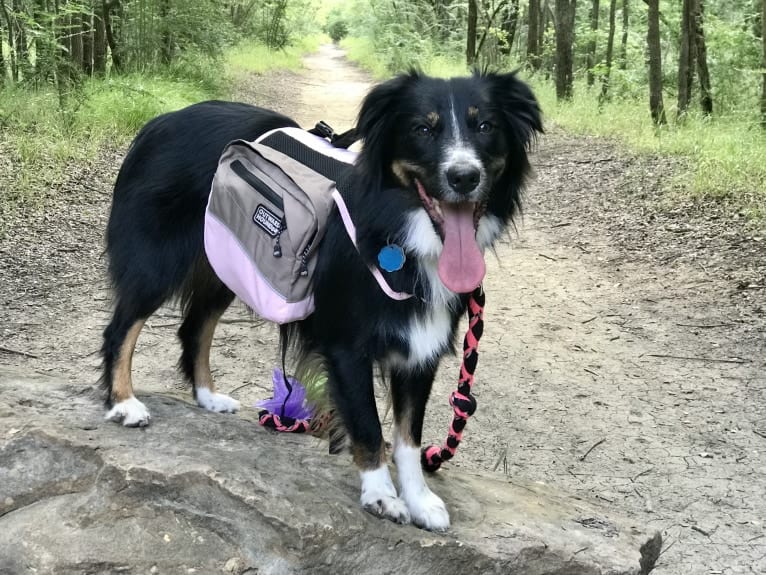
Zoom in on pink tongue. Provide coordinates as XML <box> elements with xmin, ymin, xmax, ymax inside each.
<box><xmin>437</xmin><ymin>203</ymin><xmax>486</xmax><ymax>293</ymax></box>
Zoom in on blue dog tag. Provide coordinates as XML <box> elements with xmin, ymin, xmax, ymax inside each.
<box><xmin>378</xmin><ymin>244</ymin><xmax>406</xmax><ymax>272</ymax></box>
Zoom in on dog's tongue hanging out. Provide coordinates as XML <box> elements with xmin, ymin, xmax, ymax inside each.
<box><xmin>437</xmin><ymin>203</ymin><xmax>486</xmax><ymax>293</ymax></box>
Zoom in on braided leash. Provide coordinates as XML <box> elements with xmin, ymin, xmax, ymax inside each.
<box><xmin>258</xmin><ymin>411</ymin><xmax>311</xmax><ymax>433</ymax></box>
<box><xmin>421</xmin><ymin>286</ymin><xmax>484</xmax><ymax>472</ymax></box>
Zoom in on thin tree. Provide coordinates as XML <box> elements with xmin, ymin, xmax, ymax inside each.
<box><xmin>500</xmin><ymin>0</ymin><xmax>520</xmax><ymax>56</ymax></box>
<box><xmin>93</xmin><ymin>9</ymin><xmax>106</xmax><ymax>75</ymax></box>
<box><xmin>692</xmin><ymin>0</ymin><xmax>712</xmax><ymax>115</ymax></box>
<box><xmin>645</xmin><ymin>0</ymin><xmax>666</xmax><ymax>124</ymax></box>
<box><xmin>102</xmin><ymin>0</ymin><xmax>123</xmax><ymax>73</ymax></box>
<box><xmin>467</xmin><ymin>0</ymin><xmax>477</xmax><ymax>65</ymax></box>
<box><xmin>0</xmin><ymin>12</ymin><xmax>4</xmax><ymax>86</ymax></box>
<box><xmin>554</xmin><ymin>0</ymin><xmax>577</xmax><ymax>100</ymax></box>
<box><xmin>762</xmin><ymin>0</ymin><xmax>766</xmax><ymax>127</ymax></box>
<box><xmin>527</xmin><ymin>0</ymin><xmax>540</xmax><ymax>70</ymax></box>
<box><xmin>586</xmin><ymin>0</ymin><xmax>599</xmax><ymax>87</ymax></box>
<box><xmin>677</xmin><ymin>0</ymin><xmax>694</xmax><ymax>117</ymax></box>
<box><xmin>619</xmin><ymin>0</ymin><xmax>628</xmax><ymax>69</ymax></box>
<box><xmin>0</xmin><ymin>0</ymin><xmax>17</xmax><ymax>81</ymax></box>
<box><xmin>600</xmin><ymin>0</ymin><xmax>617</xmax><ymax>101</ymax></box>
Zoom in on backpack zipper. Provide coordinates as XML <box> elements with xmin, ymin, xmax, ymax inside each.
<box><xmin>231</xmin><ymin>160</ymin><xmax>284</xmax><ymax>210</ymax></box>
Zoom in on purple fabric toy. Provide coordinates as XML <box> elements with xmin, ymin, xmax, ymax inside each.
<box><xmin>256</xmin><ymin>368</ymin><xmax>313</xmax><ymax>420</ymax></box>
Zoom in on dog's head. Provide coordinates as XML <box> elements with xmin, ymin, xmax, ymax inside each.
<box><xmin>356</xmin><ymin>71</ymin><xmax>542</xmax><ymax>293</ymax></box>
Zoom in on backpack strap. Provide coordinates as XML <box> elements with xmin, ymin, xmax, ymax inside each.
<box><xmin>332</xmin><ymin>190</ymin><xmax>413</xmax><ymax>301</ymax></box>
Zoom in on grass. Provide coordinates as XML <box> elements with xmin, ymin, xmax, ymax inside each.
<box><xmin>226</xmin><ymin>35</ymin><xmax>323</xmax><ymax>75</ymax></box>
<box><xmin>0</xmin><ymin>37</ymin><xmax>322</xmax><ymax>232</ymax></box>
<box><xmin>342</xmin><ymin>36</ymin><xmax>467</xmax><ymax>79</ymax></box>
<box><xmin>342</xmin><ymin>35</ymin><xmax>766</xmax><ymax>223</ymax></box>
<box><xmin>530</xmin><ymin>80</ymin><xmax>766</xmax><ymax>220</ymax></box>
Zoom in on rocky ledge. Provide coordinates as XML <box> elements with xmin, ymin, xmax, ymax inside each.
<box><xmin>0</xmin><ymin>372</ymin><xmax>661</xmax><ymax>574</ymax></box>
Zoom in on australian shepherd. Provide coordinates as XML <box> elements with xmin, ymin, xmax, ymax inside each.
<box><xmin>100</xmin><ymin>71</ymin><xmax>542</xmax><ymax>531</ymax></box>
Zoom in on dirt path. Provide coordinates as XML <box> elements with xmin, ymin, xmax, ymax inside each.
<box><xmin>1</xmin><ymin>44</ymin><xmax>764</xmax><ymax>573</ymax></box>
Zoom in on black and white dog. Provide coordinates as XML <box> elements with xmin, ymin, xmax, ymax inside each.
<box><xmin>100</xmin><ymin>71</ymin><xmax>542</xmax><ymax>530</ymax></box>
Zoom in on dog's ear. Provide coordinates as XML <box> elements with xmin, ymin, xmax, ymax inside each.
<box><xmin>483</xmin><ymin>71</ymin><xmax>543</xmax><ymax>146</ymax></box>
<box><xmin>357</xmin><ymin>71</ymin><xmax>419</xmax><ymax>153</ymax></box>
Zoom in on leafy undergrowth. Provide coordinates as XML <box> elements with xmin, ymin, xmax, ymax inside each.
<box><xmin>0</xmin><ymin>37</ymin><xmax>322</xmax><ymax>236</ymax></box>
<box><xmin>342</xmin><ymin>35</ymin><xmax>766</xmax><ymax>225</ymax></box>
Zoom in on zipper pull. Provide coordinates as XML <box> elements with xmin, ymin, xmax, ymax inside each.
<box><xmin>273</xmin><ymin>220</ymin><xmax>285</xmax><ymax>258</ymax></box>
<box><xmin>299</xmin><ymin>256</ymin><xmax>309</xmax><ymax>277</ymax></box>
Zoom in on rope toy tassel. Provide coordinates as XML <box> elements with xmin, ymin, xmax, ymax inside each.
<box><xmin>422</xmin><ymin>286</ymin><xmax>485</xmax><ymax>472</ymax></box>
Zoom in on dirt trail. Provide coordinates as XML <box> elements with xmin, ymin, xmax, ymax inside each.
<box><xmin>1</xmin><ymin>44</ymin><xmax>764</xmax><ymax>573</ymax></box>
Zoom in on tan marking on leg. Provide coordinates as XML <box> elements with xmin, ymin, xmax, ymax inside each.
<box><xmin>394</xmin><ymin>409</ymin><xmax>417</xmax><ymax>447</ymax></box>
<box><xmin>112</xmin><ymin>319</ymin><xmax>145</xmax><ymax>403</ymax></box>
<box><xmin>193</xmin><ymin>309</ymin><xmax>226</xmax><ymax>393</ymax></box>
<box><xmin>352</xmin><ymin>442</ymin><xmax>386</xmax><ymax>471</ymax></box>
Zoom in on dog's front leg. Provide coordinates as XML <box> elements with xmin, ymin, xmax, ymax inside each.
<box><xmin>390</xmin><ymin>366</ymin><xmax>450</xmax><ymax>531</ymax></box>
<box><xmin>325</xmin><ymin>347</ymin><xmax>410</xmax><ymax>525</ymax></box>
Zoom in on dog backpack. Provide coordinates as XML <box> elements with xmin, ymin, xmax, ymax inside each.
<box><xmin>204</xmin><ymin>127</ymin><xmax>357</xmax><ymax>323</ymax></box>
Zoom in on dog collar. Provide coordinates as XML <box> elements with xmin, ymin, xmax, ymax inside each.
<box><xmin>331</xmin><ymin>190</ymin><xmax>413</xmax><ymax>301</ymax></box>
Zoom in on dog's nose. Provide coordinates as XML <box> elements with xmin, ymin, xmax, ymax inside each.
<box><xmin>447</xmin><ymin>166</ymin><xmax>481</xmax><ymax>194</ymax></box>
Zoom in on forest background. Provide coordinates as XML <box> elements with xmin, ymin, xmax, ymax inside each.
<box><xmin>1</xmin><ymin>0</ymin><xmax>764</xmax><ymax>232</ymax></box>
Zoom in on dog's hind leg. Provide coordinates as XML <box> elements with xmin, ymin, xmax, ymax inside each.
<box><xmin>101</xmin><ymin>297</ymin><xmax>160</xmax><ymax>427</ymax></box>
<box><xmin>390</xmin><ymin>366</ymin><xmax>450</xmax><ymax>531</ymax></box>
<box><xmin>177</xmin><ymin>262</ymin><xmax>239</xmax><ymax>413</ymax></box>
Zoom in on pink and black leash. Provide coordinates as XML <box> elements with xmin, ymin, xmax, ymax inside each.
<box><xmin>421</xmin><ymin>285</ymin><xmax>484</xmax><ymax>472</ymax></box>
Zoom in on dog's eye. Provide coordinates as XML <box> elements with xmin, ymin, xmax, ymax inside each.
<box><xmin>478</xmin><ymin>121</ymin><xmax>493</xmax><ymax>134</ymax></box>
<box><xmin>414</xmin><ymin>125</ymin><xmax>432</xmax><ymax>137</ymax></box>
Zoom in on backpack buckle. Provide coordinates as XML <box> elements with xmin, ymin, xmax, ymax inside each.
<box><xmin>311</xmin><ymin>121</ymin><xmax>335</xmax><ymax>141</ymax></box>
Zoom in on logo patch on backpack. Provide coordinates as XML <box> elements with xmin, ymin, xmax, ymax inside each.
<box><xmin>253</xmin><ymin>204</ymin><xmax>282</xmax><ymax>237</ymax></box>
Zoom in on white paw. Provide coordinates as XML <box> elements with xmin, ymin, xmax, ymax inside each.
<box><xmin>402</xmin><ymin>488</ymin><xmax>450</xmax><ymax>532</ymax></box>
<box><xmin>105</xmin><ymin>396</ymin><xmax>151</xmax><ymax>427</ymax></box>
<box><xmin>196</xmin><ymin>388</ymin><xmax>240</xmax><ymax>413</ymax></box>
<box><xmin>361</xmin><ymin>491</ymin><xmax>411</xmax><ymax>525</ymax></box>
<box><xmin>360</xmin><ymin>466</ymin><xmax>411</xmax><ymax>525</ymax></box>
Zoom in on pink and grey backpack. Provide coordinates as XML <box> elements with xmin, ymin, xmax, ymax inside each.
<box><xmin>204</xmin><ymin>127</ymin><xmax>357</xmax><ymax>323</ymax></box>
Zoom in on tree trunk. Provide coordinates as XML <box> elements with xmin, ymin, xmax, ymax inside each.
<box><xmin>541</xmin><ymin>0</ymin><xmax>552</xmax><ymax>76</ymax></box>
<box><xmin>13</xmin><ymin>0</ymin><xmax>31</xmax><ymax>81</ymax></box>
<box><xmin>466</xmin><ymin>0</ymin><xmax>477</xmax><ymax>65</ymax></box>
<box><xmin>1</xmin><ymin>0</ymin><xmax>17</xmax><ymax>81</ymax></box>
<box><xmin>68</xmin><ymin>12</ymin><xmax>83</xmax><ymax>81</ymax></box>
<box><xmin>762</xmin><ymin>0</ymin><xmax>766</xmax><ymax>127</ymax></box>
<box><xmin>677</xmin><ymin>0</ymin><xmax>694</xmax><ymax>118</ymax></box>
<box><xmin>600</xmin><ymin>0</ymin><xmax>617</xmax><ymax>101</ymax></box>
<box><xmin>619</xmin><ymin>0</ymin><xmax>628</xmax><ymax>69</ymax></box>
<box><xmin>0</xmin><ymin>16</ymin><xmax>4</xmax><ymax>87</ymax></box>
<box><xmin>160</xmin><ymin>0</ymin><xmax>172</xmax><ymax>65</ymax></box>
<box><xmin>554</xmin><ymin>0</ymin><xmax>577</xmax><ymax>101</ymax></box>
<box><xmin>645</xmin><ymin>0</ymin><xmax>666</xmax><ymax>124</ymax></box>
<box><xmin>586</xmin><ymin>0</ymin><xmax>600</xmax><ymax>87</ymax></box>
<box><xmin>500</xmin><ymin>0</ymin><xmax>520</xmax><ymax>55</ymax></box>
<box><xmin>527</xmin><ymin>0</ymin><xmax>540</xmax><ymax>70</ymax></box>
<box><xmin>82</xmin><ymin>11</ymin><xmax>93</xmax><ymax>76</ymax></box>
<box><xmin>102</xmin><ymin>0</ymin><xmax>122</xmax><ymax>72</ymax></box>
<box><xmin>93</xmin><ymin>9</ymin><xmax>106</xmax><ymax>74</ymax></box>
<box><xmin>692</xmin><ymin>0</ymin><xmax>712</xmax><ymax>115</ymax></box>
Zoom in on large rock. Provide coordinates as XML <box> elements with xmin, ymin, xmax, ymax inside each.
<box><xmin>0</xmin><ymin>373</ymin><xmax>661</xmax><ymax>574</ymax></box>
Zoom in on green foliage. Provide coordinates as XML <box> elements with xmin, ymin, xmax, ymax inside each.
<box><xmin>0</xmin><ymin>0</ymin><xmax>322</xmax><ymax>228</ymax></box>
<box><xmin>225</xmin><ymin>35</ymin><xmax>322</xmax><ymax>75</ymax></box>
<box><xmin>326</xmin><ymin>8</ymin><xmax>349</xmax><ymax>43</ymax></box>
<box><xmin>339</xmin><ymin>0</ymin><xmax>766</xmax><ymax>221</ymax></box>
<box><xmin>532</xmin><ymin>78</ymin><xmax>766</xmax><ymax>219</ymax></box>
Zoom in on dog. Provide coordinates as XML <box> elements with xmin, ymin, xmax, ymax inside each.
<box><xmin>100</xmin><ymin>70</ymin><xmax>542</xmax><ymax>531</ymax></box>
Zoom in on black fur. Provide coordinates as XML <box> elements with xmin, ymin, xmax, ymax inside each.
<box><xmin>101</xmin><ymin>72</ymin><xmax>541</xmax><ymax>478</ymax></box>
